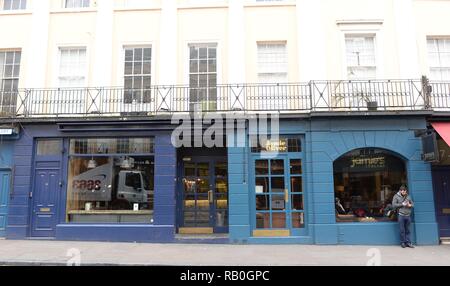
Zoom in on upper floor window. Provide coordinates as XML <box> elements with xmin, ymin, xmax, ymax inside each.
<box><xmin>58</xmin><ymin>47</ymin><xmax>87</xmax><ymax>88</ymax></box>
<box><xmin>256</xmin><ymin>42</ymin><xmax>288</xmax><ymax>110</ymax></box>
<box><xmin>0</xmin><ymin>50</ymin><xmax>21</xmax><ymax>114</ymax></box>
<box><xmin>189</xmin><ymin>43</ymin><xmax>217</xmax><ymax>110</ymax></box>
<box><xmin>1</xmin><ymin>0</ymin><xmax>26</xmax><ymax>10</ymax></box>
<box><xmin>428</xmin><ymin>38</ymin><xmax>450</xmax><ymax>81</ymax></box>
<box><xmin>345</xmin><ymin>35</ymin><xmax>376</xmax><ymax>79</ymax></box>
<box><xmin>123</xmin><ymin>47</ymin><xmax>152</xmax><ymax>104</ymax></box>
<box><xmin>257</xmin><ymin>42</ymin><xmax>288</xmax><ymax>84</ymax></box>
<box><xmin>64</xmin><ymin>0</ymin><xmax>90</xmax><ymax>8</ymax></box>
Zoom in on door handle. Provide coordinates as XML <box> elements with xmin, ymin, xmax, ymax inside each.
<box><xmin>285</xmin><ymin>189</ymin><xmax>289</xmax><ymax>203</ymax></box>
<box><xmin>208</xmin><ymin>190</ymin><xmax>213</xmax><ymax>204</ymax></box>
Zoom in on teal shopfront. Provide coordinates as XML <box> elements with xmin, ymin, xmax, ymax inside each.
<box><xmin>228</xmin><ymin>116</ymin><xmax>440</xmax><ymax>245</ymax></box>
<box><xmin>0</xmin><ymin>127</ymin><xmax>17</xmax><ymax>237</ymax></box>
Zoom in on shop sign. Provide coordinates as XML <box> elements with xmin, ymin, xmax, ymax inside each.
<box><xmin>264</xmin><ymin>139</ymin><xmax>288</xmax><ymax>152</ymax></box>
<box><xmin>0</xmin><ymin>129</ymin><xmax>13</xmax><ymax>135</ymax></box>
<box><xmin>350</xmin><ymin>156</ymin><xmax>385</xmax><ymax>169</ymax></box>
<box><xmin>435</xmin><ymin>139</ymin><xmax>450</xmax><ymax>166</ymax></box>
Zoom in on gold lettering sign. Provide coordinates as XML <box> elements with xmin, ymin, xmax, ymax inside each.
<box><xmin>265</xmin><ymin>139</ymin><xmax>288</xmax><ymax>152</ymax></box>
<box><xmin>350</xmin><ymin>156</ymin><xmax>385</xmax><ymax>168</ymax></box>
<box><xmin>40</xmin><ymin>208</ymin><xmax>51</xmax><ymax>212</ymax></box>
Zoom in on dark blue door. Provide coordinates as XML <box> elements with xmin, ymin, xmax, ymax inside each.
<box><xmin>31</xmin><ymin>168</ymin><xmax>61</xmax><ymax>237</ymax></box>
<box><xmin>432</xmin><ymin>168</ymin><xmax>450</xmax><ymax>237</ymax></box>
<box><xmin>0</xmin><ymin>170</ymin><xmax>11</xmax><ymax>237</ymax></box>
<box><xmin>178</xmin><ymin>158</ymin><xmax>228</xmax><ymax>233</ymax></box>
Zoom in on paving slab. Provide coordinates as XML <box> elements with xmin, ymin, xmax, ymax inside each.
<box><xmin>0</xmin><ymin>240</ymin><xmax>449</xmax><ymax>266</ymax></box>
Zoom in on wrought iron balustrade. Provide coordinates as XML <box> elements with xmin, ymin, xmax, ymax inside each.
<box><xmin>0</xmin><ymin>78</ymin><xmax>448</xmax><ymax>119</ymax></box>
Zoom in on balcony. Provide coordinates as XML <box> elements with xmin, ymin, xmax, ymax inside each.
<box><xmin>0</xmin><ymin>78</ymin><xmax>448</xmax><ymax>120</ymax></box>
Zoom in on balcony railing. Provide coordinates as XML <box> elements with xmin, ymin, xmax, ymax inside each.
<box><xmin>0</xmin><ymin>78</ymin><xmax>448</xmax><ymax>119</ymax></box>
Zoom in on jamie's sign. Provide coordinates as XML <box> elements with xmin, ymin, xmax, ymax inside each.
<box><xmin>350</xmin><ymin>156</ymin><xmax>385</xmax><ymax>169</ymax></box>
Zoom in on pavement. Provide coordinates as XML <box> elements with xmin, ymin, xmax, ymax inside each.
<box><xmin>0</xmin><ymin>239</ymin><xmax>450</xmax><ymax>266</ymax></box>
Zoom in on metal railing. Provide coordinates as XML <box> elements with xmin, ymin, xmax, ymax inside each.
<box><xmin>0</xmin><ymin>78</ymin><xmax>448</xmax><ymax>119</ymax></box>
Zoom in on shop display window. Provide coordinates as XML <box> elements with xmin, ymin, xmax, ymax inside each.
<box><xmin>66</xmin><ymin>138</ymin><xmax>154</xmax><ymax>223</ymax></box>
<box><xmin>334</xmin><ymin>148</ymin><xmax>407</xmax><ymax>223</ymax></box>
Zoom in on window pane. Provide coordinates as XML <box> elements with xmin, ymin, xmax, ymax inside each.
<box><xmin>292</xmin><ymin>212</ymin><xmax>305</xmax><ymax>228</ymax></box>
<box><xmin>271</xmin><ymin>177</ymin><xmax>285</xmax><ymax>193</ymax></box>
<box><xmin>69</xmin><ymin>138</ymin><xmax>154</xmax><ymax>155</ymax></box>
<box><xmin>272</xmin><ymin>212</ymin><xmax>286</xmax><ymax>228</ymax></box>
<box><xmin>255</xmin><ymin>160</ymin><xmax>268</xmax><ymax>175</ymax></box>
<box><xmin>197</xmin><ymin>163</ymin><xmax>209</xmax><ymax>177</ymax></box>
<box><xmin>334</xmin><ymin>148</ymin><xmax>407</xmax><ymax>223</ymax></box>
<box><xmin>270</xmin><ymin>160</ymin><xmax>284</xmax><ymax>175</ymax></box>
<box><xmin>255</xmin><ymin>177</ymin><xmax>269</xmax><ymax>194</ymax></box>
<box><xmin>256</xmin><ymin>195</ymin><xmax>269</xmax><ymax>210</ymax></box>
<box><xmin>37</xmin><ymin>140</ymin><xmax>61</xmax><ymax>156</ymax></box>
<box><xmin>256</xmin><ymin>212</ymin><xmax>270</xmax><ymax>229</ymax></box>
<box><xmin>290</xmin><ymin>159</ymin><xmax>302</xmax><ymax>175</ymax></box>
<box><xmin>292</xmin><ymin>194</ymin><xmax>304</xmax><ymax>210</ymax></box>
<box><xmin>66</xmin><ymin>155</ymin><xmax>154</xmax><ymax>223</ymax></box>
<box><xmin>291</xmin><ymin>177</ymin><xmax>303</xmax><ymax>193</ymax></box>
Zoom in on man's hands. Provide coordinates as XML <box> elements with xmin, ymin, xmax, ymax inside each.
<box><xmin>402</xmin><ymin>201</ymin><xmax>413</xmax><ymax>208</ymax></box>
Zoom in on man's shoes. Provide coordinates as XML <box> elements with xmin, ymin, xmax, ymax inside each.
<box><xmin>401</xmin><ymin>243</ymin><xmax>406</xmax><ymax>248</ymax></box>
<box><xmin>406</xmin><ymin>243</ymin><xmax>415</xmax><ymax>248</ymax></box>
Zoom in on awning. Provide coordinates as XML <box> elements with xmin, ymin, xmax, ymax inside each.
<box><xmin>432</xmin><ymin>122</ymin><xmax>450</xmax><ymax>147</ymax></box>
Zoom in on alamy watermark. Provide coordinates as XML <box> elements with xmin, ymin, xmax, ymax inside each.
<box><xmin>171</xmin><ymin>108</ymin><xmax>281</xmax><ymax>158</ymax></box>
<box><xmin>366</xmin><ymin>248</ymin><xmax>382</xmax><ymax>266</ymax></box>
<box><xmin>66</xmin><ymin>248</ymin><xmax>81</xmax><ymax>266</ymax></box>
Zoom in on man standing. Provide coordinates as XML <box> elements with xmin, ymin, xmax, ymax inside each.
<box><xmin>392</xmin><ymin>186</ymin><xmax>415</xmax><ymax>248</ymax></box>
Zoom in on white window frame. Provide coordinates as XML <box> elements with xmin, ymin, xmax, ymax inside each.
<box><xmin>63</xmin><ymin>0</ymin><xmax>90</xmax><ymax>9</ymax></box>
<box><xmin>56</xmin><ymin>46</ymin><xmax>88</xmax><ymax>88</ymax></box>
<box><xmin>117</xmin><ymin>41</ymin><xmax>155</xmax><ymax>87</ymax></box>
<box><xmin>122</xmin><ymin>45</ymin><xmax>153</xmax><ymax>104</ymax></box>
<box><xmin>427</xmin><ymin>37</ymin><xmax>450</xmax><ymax>81</ymax></box>
<box><xmin>257</xmin><ymin>41</ymin><xmax>288</xmax><ymax>84</ymax></box>
<box><xmin>116</xmin><ymin>42</ymin><xmax>155</xmax><ymax>113</ymax></box>
<box><xmin>338</xmin><ymin>22</ymin><xmax>384</xmax><ymax>80</ymax></box>
<box><xmin>344</xmin><ymin>34</ymin><xmax>377</xmax><ymax>80</ymax></box>
<box><xmin>186</xmin><ymin>42</ymin><xmax>219</xmax><ymax>110</ymax></box>
<box><xmin>0</xmin><ymin>0</ymin><xmax>26</xmax><ymax>10</ymax></box>
<box><xmin>184</xmin><ymin>40</ymin><xmax>222</xmax><ymax>87</ymax></box>
<box><xmin>0</xmin><ymin>50</ymin><xmax>21</xmax><ymax>114</ymax></box>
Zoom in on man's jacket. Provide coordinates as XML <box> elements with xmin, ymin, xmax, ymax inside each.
<box><xmin>392</xmin><ymin>192</ymin><xmax>414</xmax><ymax>216</ymax></box>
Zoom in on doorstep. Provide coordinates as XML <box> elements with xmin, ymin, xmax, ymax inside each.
<box><xmin>175</xmin><ymin>234</ymin><xmax>229</xmax><ymax>244</ymax></box>
<box><xmin>441</xmin><ymin>237</ymin><xmax>450</xmax><ymax>245</ymax></box>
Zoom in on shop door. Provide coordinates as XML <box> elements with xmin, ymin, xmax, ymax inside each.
<box><xmin>179</xmin><ymin>159</ymin><xmax>228</xmax><ymax>234</ymax></box>
<box><xmin>432</xmin><ymin>168</ymin><xmax>450</xmax><ymax>237</ymax></box>
<box><xmin>0</xmin><ymin>170</ymin><xmax>11</xmax><ymax>236</ymax></box>
<box><xmin>253</xmin><ymin>156</ymin><xmax>305</xmax><ymax>237</ymax></box>
<box><xmin>31</xmin><ymin>167</ymin><xmax>61</xmax><ymax>237</ymax></box>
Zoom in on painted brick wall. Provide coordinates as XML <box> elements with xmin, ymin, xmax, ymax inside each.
<box><xmin>6</xmin><ymin>132</ymin><xmax>33</xmax><ymax>239</ymax></box>
<box><xmin>228</xmin><ymin>128</ymin><xmax>251</xmax><ymax>242</ymax></box>
<box><xmin>153</xmin><ymin>134</ymin><xmax>177</xmax><ymax>231</ymax></box>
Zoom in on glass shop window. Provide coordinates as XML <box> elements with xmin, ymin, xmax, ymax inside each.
<box><xmin>66</xmin><ymin>138</ymin><xmax>155</xmax><ymax>224</ymax></box>
<box><xmin>333</xmin><ymin>148</ymin><xmax>407</xmax><ymax>223</ymax></box>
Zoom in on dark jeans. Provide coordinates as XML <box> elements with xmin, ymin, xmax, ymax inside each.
<box><xmin>398</xmin><ymin>215</ymin><xmax>412</xmax><ymax>244</ymax></box>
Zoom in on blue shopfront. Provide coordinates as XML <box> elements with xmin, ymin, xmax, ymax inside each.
<box><xmin>0</xmin><ymin>126</ymin><xmax>18</xmax><ymax>237</ymax></box>
<box><xmin>4</xmin><ymin>116</ymin><xmax>441</xmax><ymax>245</ymax></box>
<box><xmin>228</xmin><ymin>116</ymin><xmax>440</xmax><ymax>245</ymax></box>
<box><xmin>6</xmin><ymin>122</ymin><xmax>177</xmax><ymax>242</ymax></box>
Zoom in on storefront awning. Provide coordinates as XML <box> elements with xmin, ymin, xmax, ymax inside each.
<box><xmin>432</xmin><ymin>122</ymin><xmax>450</xmax><ymax>147</ymax></box>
